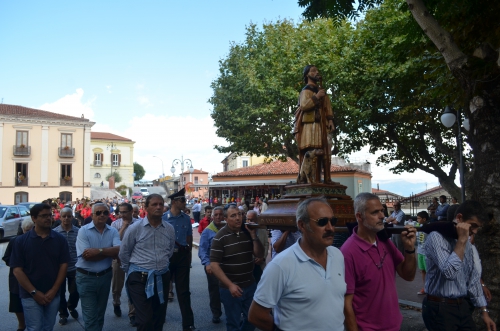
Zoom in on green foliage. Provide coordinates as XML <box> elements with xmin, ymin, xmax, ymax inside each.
<box><xmin>106</xmin><ymin>171</ymin><xmax>122</xmax><ymax>184</ymax></box>
<box><xmin>210</xmin><ymin>3</ymin><xmax>467</xmax><ymax>194</ymax></box>
<box><xmin>133</xmin><ymin>162</ymin><xmax>145</xmax><ymax>181</ymax></box>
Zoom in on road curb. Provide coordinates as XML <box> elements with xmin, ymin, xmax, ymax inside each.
<box><xmin>399</xmin><ymin>299</ymin><xmax>422</xmax><ymax>309</ymax></box>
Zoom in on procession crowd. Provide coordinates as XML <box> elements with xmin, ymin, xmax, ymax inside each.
<box><xmin>2</xmin><ymin>189</ymin><xmax>496</xmax><ymax>331</ymax></box>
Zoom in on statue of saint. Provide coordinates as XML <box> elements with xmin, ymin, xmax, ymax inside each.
<box><xmin>294</xmin><ymin>65</ymin><xmax>335</xmax><ymax>184</ymax></box>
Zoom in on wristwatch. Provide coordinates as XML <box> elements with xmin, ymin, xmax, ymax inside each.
<box><xmin>481</xmin><ymin>308</ymin><xmax>490</xmax><ymax>313</ymax></box>
<box><xmin>99</xmin><ymin>248</ymin><xmax>103</xmax><ymax>255</ymax></box>
<box><xmin>30</xmin><ymin>289</ymin><xmax>37</xmax><ymax>296</ymax></box>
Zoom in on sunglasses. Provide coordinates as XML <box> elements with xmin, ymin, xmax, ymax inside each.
<box><xmin>310</xmin><ymin>217</ymin><xmax>338</xmax><ymax>227</ymax></box>
<box><xmin>94</xmin><ymin>210</ymin><xmax>110</xmax><ymax>216</ymax></box>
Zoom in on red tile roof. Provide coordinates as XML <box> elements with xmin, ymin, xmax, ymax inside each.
<box><xmin>182</xmin><ymin>169</ymin><xmax>208</xmax><ymax>174</ymax></box>
<box><xmin>214</xmin><ymin>158</ymin><xmax>369</xmax><ymax>177</ymax></box>
<box><xmin>0</xmin><ymin>104</ymin><xmax>90</xmax><ymax>122</ymax></box>
<box><xmin>91</xmin><ymin>132</ymin><xmax>132</xmax><ymax>141</ymax></box>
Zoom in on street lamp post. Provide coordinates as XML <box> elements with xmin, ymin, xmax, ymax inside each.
<box><xmin>170</xmin><ymin>155</ymin><xmax>194</xmax><ymax>192</ymax></box>
<box><xmin>153</xmin><ymin>156</ymin><xmax>165</xmax><ymax>179</ymax></box>
<box><xmin>440</xmin><ymin>106</ymin><xmax>467</xmax><ymax>202</ymax></box>
<box><xmin>107</xmin><ymin>142</ymin><xmax>117</xmax><ymax>183</ymax></box>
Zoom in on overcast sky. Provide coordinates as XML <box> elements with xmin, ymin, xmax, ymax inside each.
<box><xmin>0</xmin><ymin>0</ymin><xmax>443</xmax><ymax>196</ymax></box>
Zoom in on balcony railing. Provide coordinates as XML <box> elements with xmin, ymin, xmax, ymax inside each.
<box><xmin>15</xmin><ymin>176</ymin><xmax>28</xmax><ymax>186</ymax></box>
<box><xmin>13</xmin><ymin>145</ymin><xmax>31</xmax><ymax>156</ymax></box>
<box><xmin>60</xmin><ymin>178</ymin><xmax>73</xmax><ymax>186</ymax></box>
<box><xmin>94</xmin><ymin>160</ymin><xmax>102</xmax><ymax>166</ymax></box>
<box><xmin>59</xmin><ymin>147</ymin><xmax>75</xmax><ymax>157</ymax></box>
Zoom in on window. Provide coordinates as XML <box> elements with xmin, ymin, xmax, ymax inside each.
<box><xmin>94</xmin><ymin>153</ymin><xmax>103</xmax><ymax>166</ymax></box>
<box><xmin>16</xmin><ymin>131</ymin><xmax>28</xmax><ymax>147</ymax></box>
<box><xmin>18</xmin><ymin>205</ymin><xmax>30</xmax><ymax>216</ymax></box>
<box><xmin>112</xmin><ymin>153</ymin><xmax>121</xmax><ymax>166</ymax></box>
<box><xmin>94</xmin><ymin>173</ymin><xmax>101</xmax><ymax>178</ymax></box>
<box><xmin>61</xmin><ymin>164</ymin><xmax>72</xmax><ymax>179</ymax></box>
<box><xmin>61</xmin><ymin>133</ymin><xmax>72</xmax><ymax>148</ymax></box>
<box><xmin>194</xmin><ymin>176</ymin><xmax>199</xmax><ymax>184</ymax></box>
<box><xmin>15</xmin><ymin>192</ymin><xmax>29</xmax><ymax>204</ymax></box>
<box><xmin>242</xmin><ymin>160</ymin><xmax>249</xmax><ymax>167</ymax></box>
<box><xmin>16</xmin><ymin>163</ymin><xmax>28</xmax><ymax>186</ymax></box>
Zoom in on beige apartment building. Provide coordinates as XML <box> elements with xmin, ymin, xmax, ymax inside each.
<box><xmin>221</xmin><ymin>152</ymin><xmax>267</xmax><ymax>172</ymax></box>
<box><xmin>90</xmin><ymin>132</ymin><xmax>135</xmax><ymax>188</ymax></box>
<box><xmin>0</xmin><ymin>104</ymin><xmax>94</xmax><ymax>204</ymax></box>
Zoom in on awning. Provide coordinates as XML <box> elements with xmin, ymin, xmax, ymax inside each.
<box><xmin>201</xmin><ymin>179</ymin><xmax>293</xmax><ymax>188</ymax></box>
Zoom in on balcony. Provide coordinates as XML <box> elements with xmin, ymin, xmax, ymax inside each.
<box><xmin>15</xmin><ymin>176</ymin><xmax>28</xmax><ymax>186</ymax></box>
<box><xmin>60</xmin><ymin>178</ymin><xmax>73</xmax><ymax>186</ymax></box>
<box><xmin>94</xmin><ymin>160</ymin><xmax>102</xmax><ymax>166</ymax></box>
<box><xmin>59</xmin><ymin>147</ymin><xmax>75</xmax><ymax>158</ymax></box>
<box><xmin>13</xmin><ymin>145</ymin><xmax>31</xmax><ymax>156</ymax></box>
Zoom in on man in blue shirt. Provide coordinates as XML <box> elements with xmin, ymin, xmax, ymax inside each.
<box><xmin>192</xmin><ymin>199</ymin><xmax>202</xmax><ymax>224</ymax></box>
<box><xmin>435</xmin><ymin>195</ymin><xmax>450</xmax><ymax>221</ymax></box>
<box><xmin>76</xmin><ymin>203</ymin><xmax>120</xmax><ymax>331</ymax></box>
<box><xmin>163</xmin><ymin>188</ymin><xmax>198</xmax><ymax>331</ymax></box>
<box><xmin>198</xmin><ymin>206</ymin><xmax>224</xmax><ymax>324</ymax></box>
<box><xmin>10</xmin><ymin>203</ymin><xmax>70</xmax><ymax>331</ymax></box>
<box><xmin>53</xmin><ymin>207</ymin><xmax>80</xmax><ymax>326</ymax></box>
<box><xmin>423</xmin><ymin>200</ymin><xmax>495</xmax><ymax>330</ymax></box>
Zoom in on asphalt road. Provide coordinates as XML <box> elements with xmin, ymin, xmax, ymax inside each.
<box><xmin>0</xmin><ymin>238</ymin><xmax>427</xmax><ymax>331</ymax></box>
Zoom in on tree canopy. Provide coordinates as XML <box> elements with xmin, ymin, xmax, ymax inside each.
<box><xmin>106</xmin><ymin>171</ymin><xmax>122</xmax><ymax>184</ymax></box>
<box><xmin>210</xmin><ymin>0</ymin><xmax>468</xmax><ymax>198</ymax></box>
<box><xmin>133</xmin><ymin>162</ymin><xmax>145</xmax><ymax>181</ymax></box>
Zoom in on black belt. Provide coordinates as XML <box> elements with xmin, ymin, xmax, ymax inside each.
<box><xmin>427</xmin><ymin>294</ymin><xmax>465</xmax><ymax>304</ymax></box>
<box><xmin>77</xmin><ymin>267</ymin><xmax>112</xmax><ymax>277</ymax></box>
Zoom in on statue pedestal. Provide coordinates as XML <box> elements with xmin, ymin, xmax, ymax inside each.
<box><xmin>259</xmin><ymin>183</ymin><xmax>355</xmax><ymax>230</ymax></box>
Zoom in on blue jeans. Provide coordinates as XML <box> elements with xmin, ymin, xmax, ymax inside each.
<box><xmin>219</xmin><ymin>283</ymin><xmax>256</xmax><ymax>331</ymax></box>
<box><xmin>76</xmin><ymin>270</ymin><xmax>112</xmax><ymax>331</ymax></box>
<box><xmin>22</xmin><ymin>295</ymin><xmax>60</xmax><ymax>331</ymax></box>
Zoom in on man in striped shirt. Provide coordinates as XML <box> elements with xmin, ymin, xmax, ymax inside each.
<box><xmin>210</xmin><ymin>204</ymin><xmax>264</xmax><ymax>331</ymax></box>
<box><xmin>422</xmin><ymin>200</ymin><xmax>496</xmax><ymax>330</ymax></box>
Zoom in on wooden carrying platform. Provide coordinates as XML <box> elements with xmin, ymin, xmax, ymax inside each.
<box><xmin>258</xmin><ymin>183</ymin><xmax>355</xmax><ymax>229</ymax></box>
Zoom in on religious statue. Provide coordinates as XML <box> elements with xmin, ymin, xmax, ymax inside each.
<box><xmin>294</xmin><ymin>65</ymin><xmax>335</xmax><ymax>184</ymax></box>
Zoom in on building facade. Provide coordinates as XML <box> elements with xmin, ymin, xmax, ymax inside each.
<box><xmin>0</xmin><ymin>104</ymin><xmax>94</xmax><ymax>204</ymax></box>
<box><xmin>210</xmin><ymin>158</ymin><xmax>372</xmax><ymax>204</ymax></box>
<box><xmin>221</xmin><ymin>152</ymin><xmax>267</xmax><ymax>172</ymax></box>
<box><xmin>90</xmin><ymin>132</ymin><xmax>135</xmax><ymax>189</ymax></box>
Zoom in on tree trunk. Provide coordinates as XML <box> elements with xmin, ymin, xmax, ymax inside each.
<box><xmin>407</xmin><ymin>0</ymin><xmax>500</xmax><ymax>327</ymax></box>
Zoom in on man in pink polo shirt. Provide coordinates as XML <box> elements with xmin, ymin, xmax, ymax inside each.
<box><xmin>341</xmin><ymin>193</ymin><xmax>417</xmax><ymax>331</ymax></box>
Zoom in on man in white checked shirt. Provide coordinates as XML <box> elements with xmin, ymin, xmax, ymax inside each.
<box><xmin>422</xmin><ymin>200</ymin><xmax>495</xmax><ymax>331</ymax></box>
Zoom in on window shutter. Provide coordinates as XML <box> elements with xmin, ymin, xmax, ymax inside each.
<box><xmin>101</xmin><ymin>153</ymin><xmax>104</xmax><ymax>162</ymax></box>
<box><xmin>94</xmin><ymin>153</ymin><xmax>96</xmax><ymax>162</ymax></box>
<box><xmin>118</xmin><ymin>154</ymin><xmax>121</xmax><ymax>166</ymax></box>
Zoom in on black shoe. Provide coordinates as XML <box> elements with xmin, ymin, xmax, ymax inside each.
<box><xmin>212</xmin><ymin>316</ymin><xmax>221</xmax><ymax>324</ymax></box>
<box><xmin>183</xmin><ymin>327</ymin><xmax>199</xmax><ymax>331</ymax></box>
<box><xmin>129</xmin><ymin>316</ymin><xmax>137</xmax><ymax>327</ymax></box>
<box><xmin>114</xmin><ymin>305</ymin><xmax>122</xmax><ymax>317</ymax></box>
<box><xmin>59</xmin><ymin>317</ymin><xmax>68</xmax><ymax>325</ymax></box>
<box><xmin>69</xmin><ymin>309</ymin><xmax>79</xmax><ymax>319</ymax></box>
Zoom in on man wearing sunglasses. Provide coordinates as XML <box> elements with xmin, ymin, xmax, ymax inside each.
<box><xmin>75</xmin><ymin>203</ymin><xmax>120</xmax><ymax>331</ymax></box>
<box><xmin>162</xmin><ymin>188</ymin><xmax>199</xmax><ymax>331</ymax></box>
<box><xmin>422</xmin><ymin>200</ymin><xmax>495</xmax><ymax>331</ymax></box>
<box><xmin>341</xmin><ymin>193</ymin><xmax>416</xmax><ymax>331</ymax></box>
<box><xmin>249</xmin><ymin>197</ymin><xmax>345</xmax><ymax>331</ymax></box>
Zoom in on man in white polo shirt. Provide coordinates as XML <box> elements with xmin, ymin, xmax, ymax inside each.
<box><xmin>248</xmin><ymin>197</ymin><xmax>346</xmax><ymax>331</ymax></box>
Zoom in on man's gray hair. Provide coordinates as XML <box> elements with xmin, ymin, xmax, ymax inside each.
<box><xmin>92</xmin><ymin>203</ymin><xmax>108</xmax><ymax>213</ymax></box>
<box><xmin>21</xmin><ymin>218</ymin><xmax>34</xmax><ymax>232</ymax></box>
<box><xmin>60</xmin><ymin>207</ymin><xmax>73</xmax><ymax>214</ymax></box>
<box><xmin>212</xmin><ymin>206</ymin><xmax>223</xmax><ymax>217</ymax></box>
<box><xmin>296</xmin><ymin>197</ymin><xmax>329</xmax><ymax>229</ymax></box>
<box><xmin>354</xmin><ymin>193</ymin><xmax>380</xmax><ymax>218</ymax></box>
<box><xmin>246</xmin><ymin>210</ymin><xmax>258</xmax><ymax>218</ymax></box>
<box><xmin>132</xmin><ymin>204</ymin><xmax>139</xmax><ymax>210</ymax></box>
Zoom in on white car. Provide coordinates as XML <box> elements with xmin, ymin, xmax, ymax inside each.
<box><xmin>140</xmin><ymin>188</ymin><xmax>150</xmax><ymax>197</ymax></box>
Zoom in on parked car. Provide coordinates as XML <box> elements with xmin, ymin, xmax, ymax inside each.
<box><xmin>18</xmin><ymin>202</ymin><xmax>39</xmax><ymax>211</ymax></box>
<box><xmin>140</xmin><ymin>188</ymin><xmax>150</xmax><ymax>197</ymax></box>
<box><xmin>132</xmin><ymin>192</ymin><xmax>143</xmax><ymax>201</ymax></box>
<box><xmin>0</xmin><ymin>204</ymin><xmax>31</xmax><ymax>239</ymax></box>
